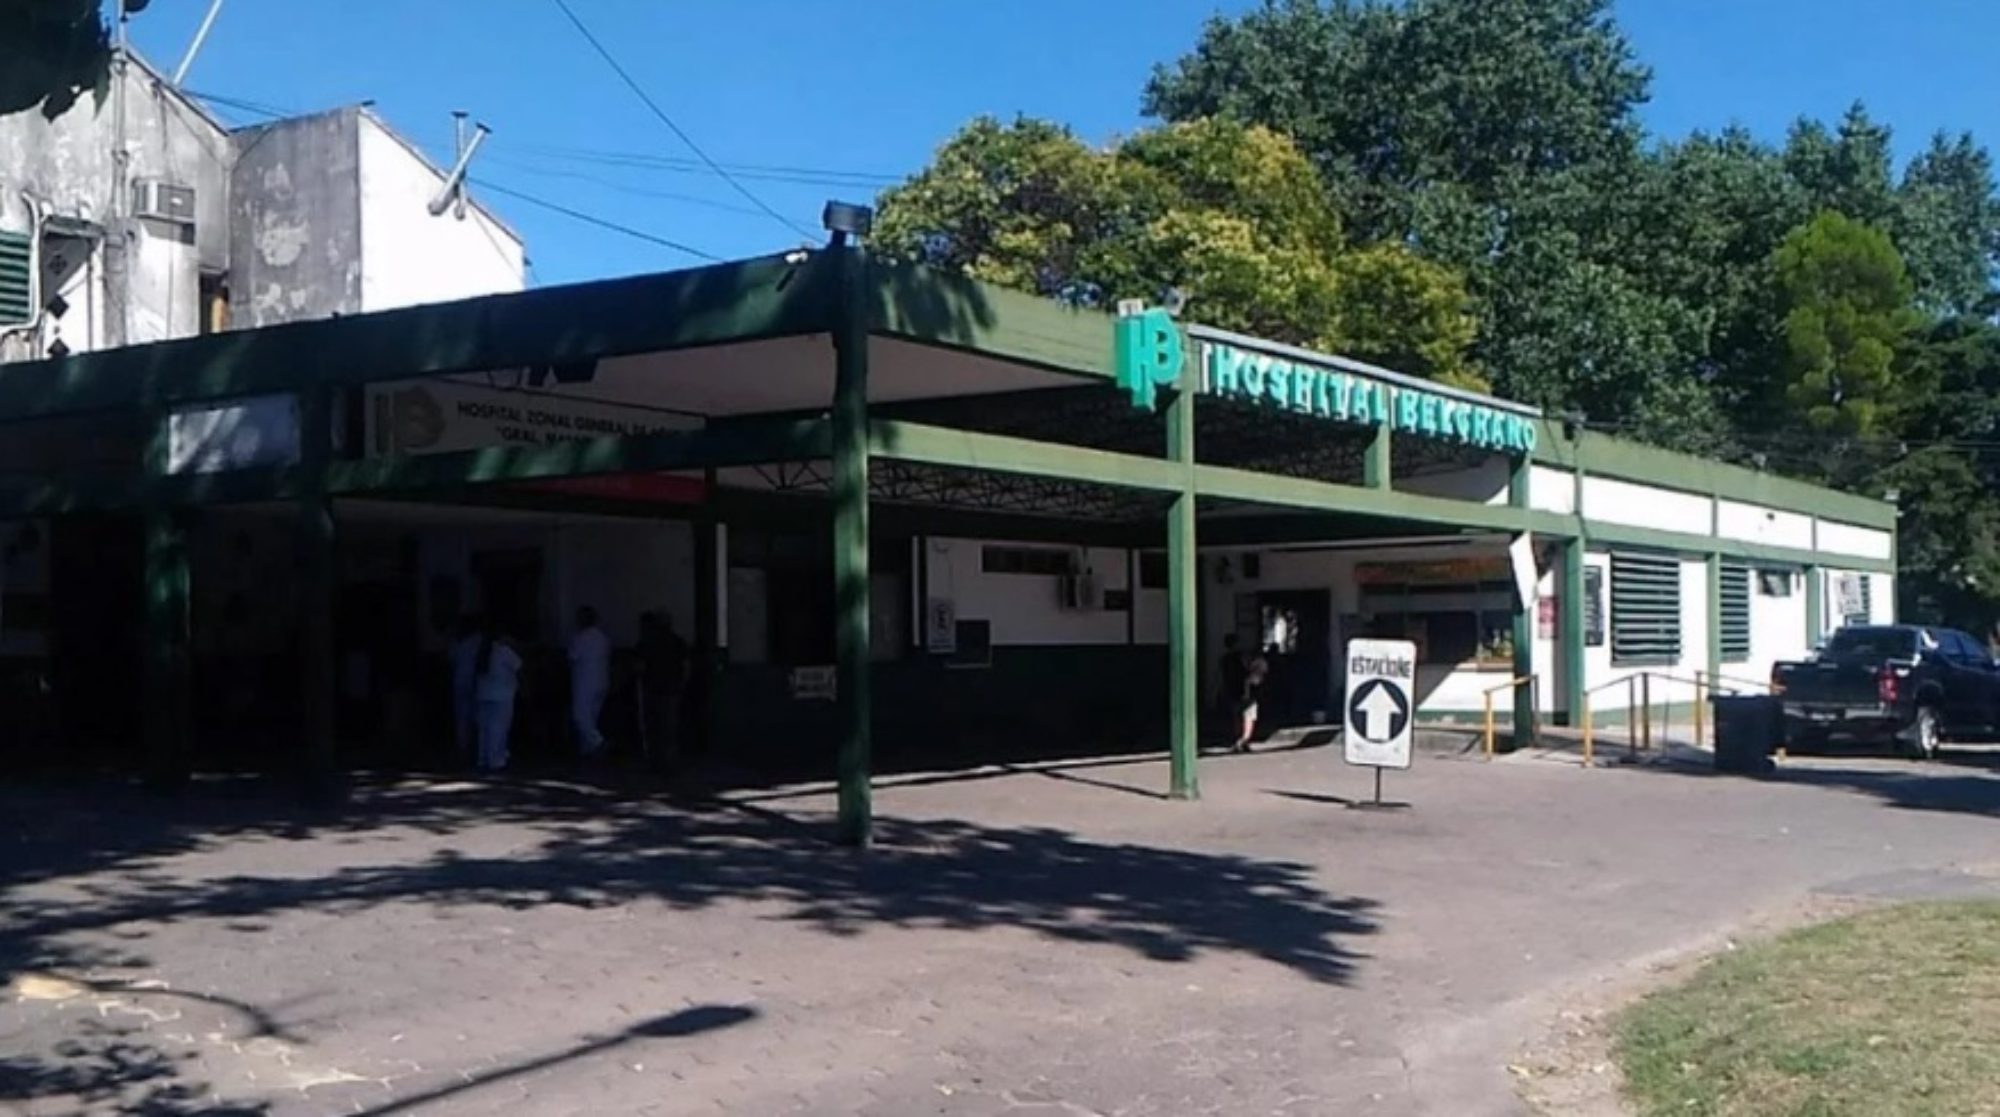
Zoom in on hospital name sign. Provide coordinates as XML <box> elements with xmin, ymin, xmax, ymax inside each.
<box><xmin>1113</xmin><ymin>307</ymin><xmax>1538</xmax><ymax>454</ymax></box>
<box><xmin>1202</xmin><ymin>342</ymin><xmax>1539</xmax><ymax>454</ymax></box>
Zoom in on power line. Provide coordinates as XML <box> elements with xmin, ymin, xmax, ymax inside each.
<box><xmin>469</xmin><ymin>179</ymin><xmax>723</xmax><ymax>262</ymax></box>
<box><xmin>548</xmin><ymin>0</ymin><xmax>818</xmax><ymax>241</ymax></box>
<box><xmin>483</xmin><ymin>155</ymin><xmax>778</xmax><ymax>220</ymax></box>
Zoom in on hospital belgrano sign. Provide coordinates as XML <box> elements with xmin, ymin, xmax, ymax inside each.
<box><xmin>363</xmin><ymin>376</ymin><xmax>702</xmax><ymax>457</ymax></box>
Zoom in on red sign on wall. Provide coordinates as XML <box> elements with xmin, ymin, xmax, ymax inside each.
<box><xmin>517</xmin><ymin>472</ymin><xmax>706</xmax><ymax>506</ymax></box>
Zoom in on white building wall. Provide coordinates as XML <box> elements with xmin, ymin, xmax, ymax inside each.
<box><xmin>1200</xmin><ymin>543</ymin><xmax>1516</xmax><ymax>716</ymax></box>
<box><xmin>1717</xmin><ymin>501</ymin><xmax>1814</xmax><ymax>550</ymax></box>
<box><xmin>1529</xmin><ymin>464</ymin><xmax>1576</xmax><ymax>515</ymax></box>
<box><xmin>356</xmin><ymin>115</ymin><xmax>524</xmax><ymax>313</ymax></box>
<box><xmin>1729</xmin><ymin>567</ymin><xmax>1808</xmax><ymax>693</ymax></box>
<box><xmin>1582</xmin><ymin>476</ymin><xmax>1712</xmax><ymax>534</ymax></box>
<box><xmin>1580</xmin><ymin>550</ymin><xmax>1709</xmax><ymax>719</ymax></box>
<box><xmin>923</xmin><ymin>539</ymin><xmax>1134</xmax><ymax>648</ymax></box>
<box><xmin>1816</xmin><ymin>520</ymin><xmax>1894</xmax><ymax>563</ymax></box>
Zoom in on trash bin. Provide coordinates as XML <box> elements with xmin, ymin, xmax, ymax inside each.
<box><xmin>1711</xmin><ymin>695</ymin><xmax>1780</xmax><ymax>774</ymax></box>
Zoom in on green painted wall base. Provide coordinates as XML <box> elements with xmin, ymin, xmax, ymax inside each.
<box><xmin>714</xmin><ymin>645</ymin><xmax>1169</xmax><ymax>780</ymax></box>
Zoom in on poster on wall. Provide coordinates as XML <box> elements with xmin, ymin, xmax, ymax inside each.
<box><xmin>1582</xmin><ymin>567</ymin><xmax>1606</xmax><ymax>648</ymax></box>
<box><xmin>364</xmin><ymin>376</ymin><xmax>702</xmax><ymax>457</ymax></box>
<box><xmin>926</xmin><ymin>597</ymin><xmax>958</xmax><ymax>654</ymax></box>
<box><xmin>789</xmin><ymin>666</ymin><xmax>836</xmax><ymax>702</ymax></box>
<box><xmin>1537</xmin><ymin>597</ymin><xmax>1557</xmax><ymax>640</ymax></box>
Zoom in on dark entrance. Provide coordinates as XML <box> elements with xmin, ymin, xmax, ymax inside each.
<box><xmin>1256</xmin><ymin>588</ymin><xmax>1332</xmax><ymax>730</ymax></box>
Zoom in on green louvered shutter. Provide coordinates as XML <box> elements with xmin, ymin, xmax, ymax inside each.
<box><xmin>1610</xmin><ymin>551</ymin><xmax>1682</xmax><ymax>666</ymax></box>
<box><xmin>1719</xmin><ymin>563</ymin><xmax>1752</xmax><ymax>663</ymax></box>
<box><xmin>0</xmin><ymin>230</ymin><xmax>32</xmax><ymax>327</ymax></box>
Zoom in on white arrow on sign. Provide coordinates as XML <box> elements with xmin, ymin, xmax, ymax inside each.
<box><xmin>1357</xmin><ymin>683</ymin><xmax>1402</xmax><ymax>741</ymax></box>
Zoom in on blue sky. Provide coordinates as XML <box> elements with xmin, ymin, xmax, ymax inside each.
<box><xmin>126</xmin><ymin>1</ymin><xmax>1999</xmax><ymax>287</ymax></box>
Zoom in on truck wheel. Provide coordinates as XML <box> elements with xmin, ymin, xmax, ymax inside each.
<box><xmin>1907</xmin><ymin>706</ymin><xmax>1942</xmax><ymax>761</ymax></box>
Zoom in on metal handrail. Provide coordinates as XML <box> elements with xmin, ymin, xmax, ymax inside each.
<box><xmin>1481</xmin><ymin>674</ymin><xmax>1537</xmax><ymax>760</ymax></box>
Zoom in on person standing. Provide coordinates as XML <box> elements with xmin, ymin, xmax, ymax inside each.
<box><xmin>448</xmin><ymin>615</ymin><xmax>482</xmax><ymax>765</ymax></box>
<box><xmin>568</xmin><ymin>605</ymin><xmax>612</xmax><ymax>759</ymax></box>
<box><xmin>474</xmin><ymin>622</ymin><xmax>523</xmax><ymax>772</ymax></box>
<box><xmin>1233</xmin><ymin>653</ymin><xmax>1269</xmax><ymax>754</ymax></box>
<box><xmin>638</xmin><ymin>612</ymin><xmax>691</xmax><ymax>769</ymax></box>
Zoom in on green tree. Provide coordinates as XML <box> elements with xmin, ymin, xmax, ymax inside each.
<box><xmin>1143</xmin><ymin>0</ymin><xmax>1709</xmax><ymax>434</ymax></box>
<box><xmin>1770</xmin><ymin>211</ymin><xmax>1921</xmax><ymax>441</ymax></box>
<box><xmin>0</xmin><ymin>0</ymin><xmax>149</xmax><ymax>120</ymax></box>
<box><xmin>873</xmin><ymin>115</ymin><xmax>1485</xmax><ymax>387</ymax></box>
<box><xmin>1894</xmin><ymin>131</ymin><xmax>2000</xmax><ymax>317</ymax></box>
<box><xmin>1783</xmin><ymin>105</ymin><xmax>1899</xmax><ymax>230</ymax></box>
<box><xmin>1880</xmin><ymin>318</ymin><xmax>2000</xmax><ymax>627</ymax></box>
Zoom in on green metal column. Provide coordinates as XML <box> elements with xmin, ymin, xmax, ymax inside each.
<box><xmin>1363</xmin><ymin>417</ymin><xmax>1392</xmax><ymax>488</ymax></box>
<box><xmin>1166</xmin><ymin>380</ymin><xmax>1200</xmax><ymax>800</ymax></box>
<box><xmin>296</xmin><ymin>387</ymin><xmax>339</xmax><ymax>803</ymax></box>
<box><xmin>691</xmin><ymin>466</ymin><xmax>719</xmax><ymax>759</ymax></box>
<box><xmin>830</xmin><ymin>246</ymin><xmax>874</xmax><ymax>847</ymax></box>
<box><xmin>141</xmin><ymin>504</ymin><xmax>190</xmax><ymax>789</ymax></box>
<box><xmin>1558</xmin><ymin>536</ymin><xmax>1586</xmax><ymax>727</ymax></box>
<box><xmin>1804</xmin><ymin>564</ymin><xmax>1824</xmax><ymax>648</ymax></box>
<box><xmin>1705</xmin><ymin>552</ymin><xmax>1723</xmax><ymax>685</ymax></box>
<box><xmin>1508</xmin><ymin>456</ymin><xmax>1536</xmax><ymax>746</ymax></box>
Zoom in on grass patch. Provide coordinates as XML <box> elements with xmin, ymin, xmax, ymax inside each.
<box><xmin>1616</xmin><ymin>901</ymin><xmax>2000</xmax><ymax>1116</ymax></box>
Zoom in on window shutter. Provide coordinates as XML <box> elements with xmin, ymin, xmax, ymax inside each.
<box><xmin>1610</xmin><ymin>551</ymin><xmax>1682</xmax><ymax>666</ymax></box>
<box><xmin>0</xmin><ymin>230</ymin><xmax>32</xmax><ymax>327</ymax></box>
<box><xmin>1719</xmin><ymin>563</ymin><xmax>1752</xmax><ymax>663</ymax></box>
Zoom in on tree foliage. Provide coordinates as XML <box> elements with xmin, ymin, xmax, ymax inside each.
<box><xmin>872</xmin><ymin>115</ymin><xmax>1484</xmax><ymax>388</ymax></box>
<box><xmin>0</xmin><ymin>0</ymin><xmax>148</xmax><ymax>120</ymax></box>
<box><xmin>1769</xmin><ymin>212</ymin><xmax>1921</xmax><ymax>441</ymax></box>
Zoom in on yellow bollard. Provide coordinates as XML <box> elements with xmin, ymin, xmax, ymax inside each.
<box><xmin>1483</xmin><ymin>691</ymin><xmax>1496</xmax><ymax>760</ymax></box>
<box><xmin>1641</xmin><ymin>673</ymin><xmax>1653</xmax><ymax>751</ymax></box>
<box><xmin>1627</xmin><ymin>677</ymin><xmax>1638</xmax><ymax>758</ymax></box>
<box><xmin>1694</xmin><ymin>671</ymin><xmax>1706</xmax><ymax>749</ymax></box>
<box><xmin>1582</xmin><ymin>693</ymin><xmax>1594</xmax><ymax>767</ymax></box>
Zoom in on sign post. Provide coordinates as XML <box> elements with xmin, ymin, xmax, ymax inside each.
<box><xmin>1343</xmin><ymin>638</ymin><xmax>1417</xmax><ymax>809</ymax></box>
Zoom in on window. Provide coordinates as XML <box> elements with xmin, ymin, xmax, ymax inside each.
<box><xmin>0</xmin><ymin>230</ymin><xmax>31</xmax><ymax>326</ymax></box>
<box><xmin>1719</xmin><ymin>562</ymin><xmax>1751</xmax><ymax>664</ymax></box>
<box><xmin>981</xmin><ymin>545</ymin><xmax>1071</xmax><ymax>577</ymax></box>
<box><xmin>1610</xmin><ymin>551</ymin><xmax>1682</xmax><ymax>666</ymax></box>
<box><xmin>1824</xmin><ymin>627</ymin><xmax>1915</xmax><ymax>660</ymax></box>
<box><xmin>1756</xmin><ymin>568</ymin><xmax>1794</xmax><ymax>598</ymax></box>
<box><xmin>1138</xmin><ymin>551</ymin><xmax>1167</xmax><ymax>590</ymax></box>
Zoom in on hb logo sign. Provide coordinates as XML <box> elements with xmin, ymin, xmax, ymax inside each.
<box><xmin>1114</xmin><ymin>308</ymin><xmax>1185</xmax><ymax>413</ymax></box>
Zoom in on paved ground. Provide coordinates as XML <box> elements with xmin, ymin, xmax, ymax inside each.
<box><xmin>4</xmin><ymin>742</ymin><xmax>1998</xmax><ymax>1117</ymax></box>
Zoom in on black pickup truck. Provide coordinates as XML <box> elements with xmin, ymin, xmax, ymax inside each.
<box><xmin>1771</xmin><ymin>625</ymin><xmax>2000</xmax><ymax>758</ymax></box>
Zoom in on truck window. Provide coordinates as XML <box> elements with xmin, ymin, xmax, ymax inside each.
<box><xmin>1823</xmin><ymin>627</ymin><xmax>1917</xmax><ymax>660</ymax></box>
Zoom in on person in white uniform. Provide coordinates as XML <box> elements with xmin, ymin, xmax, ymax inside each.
<box><xmin>568</xmin><ymin>606</ymin><xmax>612</xmax><ymax>758</ymax></box>
<box><xmin>448</xmin><ymin>615</ymin><xmax>482</xmax><ymax>764</ymax></box>
<box><xmin>474</xmin><ymin>623</ymin><xmax>523</xmax><ymax>772</ymax></box>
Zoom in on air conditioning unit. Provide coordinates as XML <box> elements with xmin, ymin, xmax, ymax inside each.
<box><xmin>133</xmin><ymin>180</ymin><xmax>197</xmax><ymax>227</ymax></box>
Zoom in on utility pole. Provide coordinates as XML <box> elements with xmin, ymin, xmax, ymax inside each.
<box><xmin>105</xmin><ymin>0</ymin><xmax>132</xmax><ymax>348</ymax></box>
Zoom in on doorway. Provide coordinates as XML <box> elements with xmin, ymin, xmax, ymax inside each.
<box><xmin>471</xmin><ymin>548</ymin><xmax>543</xmax><ymax>641</ymax></box>
<box><xmin>1255</xmin><ymin>589</ymin><xmax>1332</xmax><ymax>730</ymax></box>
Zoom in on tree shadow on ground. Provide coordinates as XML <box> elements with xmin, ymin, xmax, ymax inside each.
<box><xmin>1632</xmin><ymin>746</ymin><xmax>2000</xmax><ymax>820</ymax></box>
<box><xmin>2</xmin><ymin>776</ymin><xmax>1377</xmax><ymax>1112</ymax></box>
<box><xmin>3</xmin><ymin>777</ymin><xmax>1379</xmax><ymax>988</ymax></box>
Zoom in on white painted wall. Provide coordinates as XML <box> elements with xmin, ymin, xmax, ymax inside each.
<box><xmin>923</xmin><ymin>538</ymin><xmax>1135</xmax><ymax>647</ymax></box>
<box><xmin>1580</xmin><ymin>550</ymin><xmax>1708</xmax><ymax>718</ymax></box>
<box><xmin>1395</xmin><ymin>457</ymin><xmax>1510</xmax><ymax>505</ymax></box>
<box><xmin>356</xmin><ymin>115</ymin><xmax>524</xmax><ymax>314</ymax></box>
<box><xmin>1529</xmin><ymin>464</ymin><xmax>1577</xmax><ymax>515</ymax></box>
<box><xmin>413</xmin><ymin>513</ymin><xmax>692</xmax><ymax>652</ymax></box>
<box><xmin>1816</xmin><ymin>520</ymin><xmax>1894</xmax><ymax>563</ymax></box>
<box><xmin>1729</xmin><ymin>566</ymin><xmax>1809</xmax><ymax>693</ymax></box>
<box><xmin>1717</xmin><ymin>501</ymin><xmax>1814</xmax><ymax>550</ymax></box>
<box><xmin>1200</xmin><ymin>542</ymin><xmax>1517</xmax><ymax>715</ymax></box>
<box><xmin>1582</xmin><ymin>476</ymin><xmax>1711</xmax><ymax>534</ymax></box>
